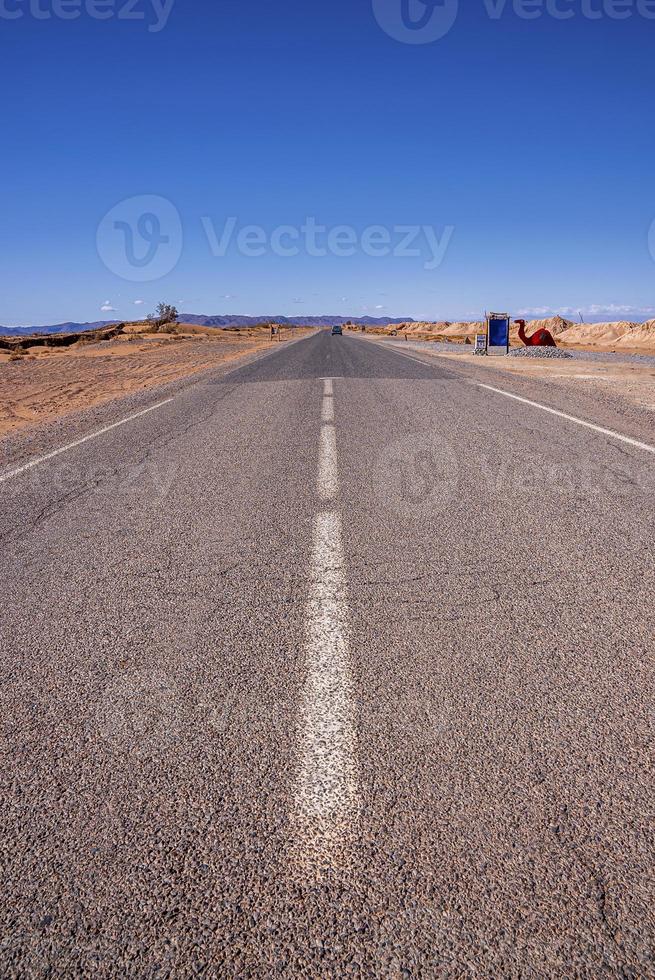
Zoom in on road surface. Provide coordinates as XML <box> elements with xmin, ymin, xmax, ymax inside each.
<box><xmin>1</xmin><ymin>331</ymin><xmax>654</xmax><ymax>976</ymax></box>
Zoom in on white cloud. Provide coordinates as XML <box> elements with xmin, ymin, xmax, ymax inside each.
<box><xmin>100</xmin><ymin>302</ymin><xmax>116</xmax><ymax>312</ymax></box>
<box><xmin>375</xmin><ymin>304</ymin><xmax>385</xmax><ymax>310</ymax></box>
<box><xmin>134</xmin><ymin>299</ymin><xmax>144</xmax><ymax>306</ymax></box>
<box><xmin>584</xmin><ymin>304</ymin><xmax>655</xmax><ymax>316</ymax></box>
<box><xmin>292</xmin><ymin>297</ymin><xmax>304</xmax><ymax>304</ymax></box>
<box><xmin>516</xmin><ymin>306</ymin><xmax>554</xmax><ymax>316</ymax></box>
<box><xmin>517</xmin><ymin>304</ymin><xmax>655</xmax><ymax>319</ymax></box>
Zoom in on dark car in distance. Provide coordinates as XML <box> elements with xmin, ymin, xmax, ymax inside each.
<box><xmin>331</xmin><ymin>325</ymin><xmax>343</xmax><ymax>336</ymax></box>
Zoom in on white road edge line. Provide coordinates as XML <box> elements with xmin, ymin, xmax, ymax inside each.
<box><xmin>296</xmin><ymin>510</ymin><xmax>358</xmax><ymax>869</ymax></box>
<box><xmin>358</xmin><ymin>336</ymin><xmax>443</xmax><ymax>368</ymax></box>
<box><xmin>0</xmin><ymin>398</ymin><xmax>176</xmax><ymax>486</ymax></box>
<box><xmin>391</xmin><ymin>349</ymin><xmax>440</xmax><ymax>367</ymax></box>
<box><xmin>478</xmin><ymin>383</ymin><xmax>655</xmax><ymax>455</ymax></box>
<box><xmin>317</xmin><ymin>425</ymin><xmax>338</xmax><ymax>500</ymax></box>
<box><xmin>365</xmin><ymin>340</ymin><xmax>655</xmax><ymax>455</ymax></box>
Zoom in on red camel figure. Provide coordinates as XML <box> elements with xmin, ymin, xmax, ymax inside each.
<box><xmin>515</xmin><ymin>319</ymin><xmax>557</xmax><ymax>347</ymax></box>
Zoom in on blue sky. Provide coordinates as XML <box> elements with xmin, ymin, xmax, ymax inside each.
<box><xmin>1</xmin><ymin>0</ymin><xmax>654</xmax><ymax>325</ymax></box>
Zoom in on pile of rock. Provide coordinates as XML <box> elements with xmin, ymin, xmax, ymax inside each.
<box><xmin>508</xmin><ymin>346</ymin><xmax>573</xmax><ymax>359</ymax></box>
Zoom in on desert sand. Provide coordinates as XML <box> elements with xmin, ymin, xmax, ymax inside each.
<box><xmin>448</xmin><ymin>350</ymin><xmax>654</xmax><ymax>413</ymax></box>
<box><xmin>371</xmin><ymin>315</ymin><xmax>655</xmax><ymax>353</ymax></box>
<box><xmin>3</xmin><ymin>316</ymin><xmax>653</xmax><ymax>440</ymax></box>
<box><xmin>0</xmin><ymin>322</ymin><xmax>304</xmax><ymax>438</ymax></box>
<box><xmin>362</xmin><ymin>315</ymin><xmax>655</xmax><ymax>414</ymax></box>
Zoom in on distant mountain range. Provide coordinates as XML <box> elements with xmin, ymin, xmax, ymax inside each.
<box><xmin>177</xmin><ymin>314</ymin><xmax>411</xmax><ymax>328</ymax></box>
<box><xmin>3</xmin><ymin>310</ymin><xmax>654</xmax><ymax>337</ymax></box>
<box><xmin>0</xmin><ymin>314</ymin><xmax>410</xmax><ymax>337</ymax></box>
<box><xmin>0</xmin><ymin>320</ymin><xmax>121</xmax><ymax>337</ymax></box>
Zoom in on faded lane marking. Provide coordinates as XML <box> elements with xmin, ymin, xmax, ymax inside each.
<box><xmin>478</xmin><ymin>383</ymin><xmax>655</xmax><ymax>455</ymax></box>
<box><xmin>295</xmin><ymin>510</ymin><xmax>358</xmax><ymax>874</ymax></box>
<box><xmin>317</xmin><ymin>425</ymin><xmax>338</xmax><ymax>500</ymax></box>
<box><xmin>322</xmin><ymin>396</ymin><xmax>335</xmax><ymax>423</ymax></box>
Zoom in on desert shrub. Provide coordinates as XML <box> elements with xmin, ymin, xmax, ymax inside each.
<box><xmin>148</xmin><ymin>302</ymin><xmax>179</xmax><ymax>331</ymax></box>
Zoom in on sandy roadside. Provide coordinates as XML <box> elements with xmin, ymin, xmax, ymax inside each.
<box><xmin>0</xmin><ymin>328</ymin><xmax>310</xmax><ymax>439</ymax></box>
<box><xmin>368</xmin><ymin>336</ymin><xmax>655</xmax><ymax>416</ymax></box>
<box><xmin>437</xmin><ymin>349</ymin><xmax>655</xmax><ymax>414</ymax></box>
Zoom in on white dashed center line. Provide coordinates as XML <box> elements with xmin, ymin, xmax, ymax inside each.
<box><xmin>294</xmin><ymin>378</ymin><xmax>358</xmax><ymax>874</ymax></box>
<box><xmin>296</xmin><ymin>509</ymin><xmax>358</xmax><ymax>872</ymax></box>
<box><xmin>317</xmin><ymin>378</ymin><xmax>338</xmax><ymax>492</ymax></box>
<box><xmin>322</xmin><ymin>397</ymin><xmax>335</xmax><ymax>423</ymax></box>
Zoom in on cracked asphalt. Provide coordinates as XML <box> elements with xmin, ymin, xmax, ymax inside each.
<box><xmin>1</xmin><ymin>330</ymin><xmax>654</xmax><ymax>977</ymax></box>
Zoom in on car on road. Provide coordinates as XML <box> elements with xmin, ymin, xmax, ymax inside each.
<box><xmin>331</xmin><ymin>325</ymin><xmax>342</xmax><ymax>336</ymax></box>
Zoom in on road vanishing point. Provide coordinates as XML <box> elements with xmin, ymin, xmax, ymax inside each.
<box><xmin>2</xmin><ymin>330</ymin><xmax>654</xmax><ymax>976</ymax></box>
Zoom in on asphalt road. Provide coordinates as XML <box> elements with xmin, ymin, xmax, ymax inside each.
<box><xmin>1</xmin><ymin>330</ymin><xmax>654</xmax><ymax>977</ymax></box>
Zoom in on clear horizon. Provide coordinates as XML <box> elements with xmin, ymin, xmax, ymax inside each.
<box><xmin>3</xmin><ymin>305</ymin><xmax>655</xmax><ymax>331</ymax></box>
<box><xmin>2</xmin><ymin>2</ymin><xmax>654</xmax><ymax>325</ymax></box>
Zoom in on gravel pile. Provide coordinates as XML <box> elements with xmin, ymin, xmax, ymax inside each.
<box><xmin>508</xmin><ymin>346</ymin><xmax>573</xmax><ymax>359</ymax></box>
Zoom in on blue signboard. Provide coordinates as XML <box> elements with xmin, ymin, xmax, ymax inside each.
<box><xmin>487</xmin><ymin>314</ymin><xmax>510</xmax><ymax>354</ymax></box>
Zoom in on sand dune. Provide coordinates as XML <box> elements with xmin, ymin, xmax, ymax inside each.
<box><xmin>521</xmin><ymin>315</ymin><xmax>573</xmax><ymax>336</ymax></box>
<box><xmin>558</xmin><ymin>319</ymin><xmax>655</xmax><ymax>350</ymax></box>
<box><xmin>440</xmin><ymin>321</ymin><xmax>484</xmax><ymax>338</ymax></box>
<box><xmin>614</xmin><ymin>320</ymin><xmax>655</xmax><ymax>349</ymax></box>
<box><xmin>0</xmin><ymin>326</ymin><xmax>294</xmax><ymax>437</ymax></box>
<box><xmin>387</xmin><ymin>321</ymin><xmax>483</xmax><ymax>339</ymax></box>
<box><xmin>382</xmin><ymin>315</ymin><xmax>655</xmax><ymax>351</ymax></box>
<box><xmin>558</xmin><ymin>320</ymin><xmax>637</xmax><ymax>345</ymax></box>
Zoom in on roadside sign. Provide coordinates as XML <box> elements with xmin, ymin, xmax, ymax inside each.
<box><xmin>474</xmin><ymin>333</ymin><xmax>487</xmax><ymax>352</ymax></box>
<box><xmin>487</xmin><ymin>313</ymin><xmax>510</xmax><ymax>355</ymax></box>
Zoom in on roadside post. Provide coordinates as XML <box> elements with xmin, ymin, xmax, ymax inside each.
<box><xmin>486</xmin><ymin>312</ymin><xmax>510</xmax><ymax>356</ymax></box>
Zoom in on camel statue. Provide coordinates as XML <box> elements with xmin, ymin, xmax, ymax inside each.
<box><xmin>515</xmin><ymin>318</ymin><xmax>557</xmax><ymax>347</ymax></box>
